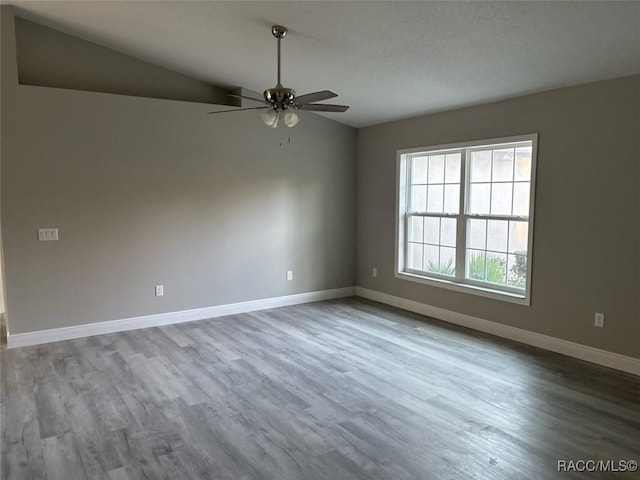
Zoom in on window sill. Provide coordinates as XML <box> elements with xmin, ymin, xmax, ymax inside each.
<box><xmin>395</xmin><ymin>271</ymin><xmax>530</xmax><ymax>306</ymax></box>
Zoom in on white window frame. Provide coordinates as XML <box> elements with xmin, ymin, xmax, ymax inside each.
<box><xmin>395</xmin><ymin>134</ymin><xmax>538</xmax><ymax>306</ymax></box>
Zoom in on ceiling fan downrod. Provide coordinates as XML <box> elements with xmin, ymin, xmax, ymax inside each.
<box><xmin>264</xmin><ymin>25</ymin><xmax>295</xmax><ymax>112</ymax></box>
<box><xmin>272</xmin><ymin>25</ymin><xmax>286</xmax><ymax>87</ymax></box>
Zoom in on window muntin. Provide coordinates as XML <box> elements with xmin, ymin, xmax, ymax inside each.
<box><xmin>397</xmin><ymin>135</ymin><xmax>537</xmax><ymax>304</ymax></box>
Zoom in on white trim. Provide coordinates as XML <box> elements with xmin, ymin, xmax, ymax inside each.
<box><xmin>356</xmin><ymin>287</ymin><xmax>640</xmax><ymax>376</ymax></box>
<box><xmin>396</xmin><ymin>134</ymin><xmax>538</xmax><ymax>157</ymax></box>
<box><xmin>6</xmin><ymin>287</ymin><xmax>356</xmax><ymax>348</ymax></box>
<box><xmin>394</xmin><ymin>271</ymin><xmax>527</xmax><ymax>305</ymax></box>
<box><xmin>394</xmin><ymin>152</ymin><xmax>406</xmax><ymax>276</ymax></box>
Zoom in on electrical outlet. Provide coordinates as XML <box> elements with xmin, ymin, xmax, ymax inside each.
<box><xmin>38</xmin><ymin>228</ymin><xmax>59</xmax><ymax>241</ymax></box>
<box><xmin>155</xmin><ymin>285</ymin><xmax>164</xmax><ymax>297</ymax></box>
<box><xmin>594</xmin><ymin>312</ymin><xmax>604</xmax><ymax>328</ymax></box>
<box><xmin>372</xmin><ymin>267</ymin><xmax>377</xmax><ymax>278</ymax></box>
<box><xmin>286</xmin><ymin>271</ymin><xmax>293</xmax><ymax>281</ymax></box>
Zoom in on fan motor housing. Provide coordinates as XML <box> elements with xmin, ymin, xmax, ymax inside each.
<box><xmin>264</xmin><ymin>87</ymin><xmax>296</xmax><ymax>108</ymax></box>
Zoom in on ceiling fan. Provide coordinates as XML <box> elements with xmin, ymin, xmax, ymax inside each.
<box><xmin>208</xmin><ymin>25</ymin><xmax>349</xmax><ymax>128</ymax></box>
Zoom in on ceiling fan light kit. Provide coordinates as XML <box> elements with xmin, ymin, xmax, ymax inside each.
<box><xmin>260</xmin><ymin>108</ymin><xmax>299</xmax><ymax>128</ymax></box>
<box><xmin>208</xmin><ymin>25</ymin><xmax>349</xmax><ymax>128</ymax></box>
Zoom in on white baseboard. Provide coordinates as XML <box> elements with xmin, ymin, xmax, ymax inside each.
<box><xmin>9</xmin><ymin>285</ymin><xmax>638</xmax><ymax>376</ymax></box>
<box><xmin>6</xmin><ymin>287</ymin><xmax>356</xmax><ymax>349</ymax></box>
<box><xmin>356</xmin><ymin>287</ymin><xmax>640</xmax><ymax>376</ymax></box>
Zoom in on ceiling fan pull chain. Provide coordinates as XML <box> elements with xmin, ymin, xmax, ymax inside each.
<box><xmin>278</xmin><ymin>128</ymin><xmax>292</xmax><ymax>150</ymax></box>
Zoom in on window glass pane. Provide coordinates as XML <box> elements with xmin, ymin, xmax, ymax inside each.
<box><xmin>513</xmin><ymin>182</ymin><xmax>530</xmax><ymax>216</ymax></box>
<box><xmin>428</xmin><ymin>155</ymin><xmax>445</xmax><ymax>184</ymax></box>
<box><xmin>423</xmin><ymin>245</ymin><xmax>440</xmax><ymax>273</ymax></box>
<box><xmin>492</xmin><ymin>148</ymin><xmax>514</xmax><ymax>182</ymax></box>
<box><xmin>412</xmin><ymin>156</ymin><xmax>428</xmax><ymax>184</ymax></box>
<box><xmin>515</xmin><ymin>147</ymin><xmax>532</xmax><ymax>181</ymax></box>
<box><xmin>490</xmin><ymin>183</ymin><xmax>513</xmax><ymax>215</ymax></box>
<box><xmin>508</xmin><ymin>221</ymin><xmax>528</xmax><ymax>253</ymax></box>
<box><xmin>470</xmin><ymin>150</ymin><xmax>491</xmax><ymax>182</ymax></box>
<box><xmin>427</xmin><ymin>185</ymin><xmax>444</xmax><ymax>213</ymax></box>
<box><xmin>443</xmin><ymin>184</ymin><xmax>460</xmax><ymax>213</ymax></box>
<box><xmin>439</xmin><ymin>247</ymin><xmax>456</xmax><ymax>276</ymax></box>
<box><xmin>407</xmin><ymin>243</ymin><xmax>423</xmax><ymax>270</ymax></box>
<box><xmin>507</xmin><ymin>253</ymin><xmax>527</xmax><ymax>289</ymax></box>
<box><xmin>445</xmin><ymin>153</ymin><xmax>461</xmax><ymax>184</ymax></box>
<box><xmin>408</xmin><ymin>216</ymin><xmax>423</xmax><ymax>243</ymax></box>
<box><xmin>468</xmin><ymin>219</ymin><xmax>486</xmax><ymax>250</ymax></box>
<box><xmin>467</xmin><ymin>249</ymin><xmax>507</xmax><ymax>284</ymax></box>
<box><xmin>410</xmin><ymin>185</ymin><xmax>427</xmax><ymax>212</ymax></box>
<box><xmin>486</xmin><ymin>252</ymin><xmax>507</xmax><ymax>285</ymax></box>
<box><xmin>441</xmin><ymin>218</ymin><xmax>456</xmax><ymax>247</ymax></box>
<box><xmin>467</xmin><ymin>249</ymin><xmax>486</xmax><ymax>280</ymax></box>
<box><xmin>424</xmin><ymin>217</ymin><xmax>440</xmax><ymax>245</ymax></box>
<box><xmin>487</xmin><ymin>220</ymin><xmax>508</xmax><ymax>252</ymax></box>
<box><xmin>468</xmin><ymin>183</ymin><xmax>490</xmax><ymax>214</ymax></box>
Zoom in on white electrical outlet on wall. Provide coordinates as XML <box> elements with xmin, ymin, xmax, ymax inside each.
<box><xmin>286</xmin><ymin>271</ymin><xmax>293</xmax><ymax>281</ymax></box>
<box><xmin>155</xmin><ymin>285</ymin><xmax>164</xmax><ymax>297</ymax></box>
<box><xmin>372</xmin><ymin>267</ymin><xmax>377</xmax><ymax>278</ymax></box>
<box><xmin>594</xmin><ymin>312</ymin><xmax>605</xmax><ymax>328</ymax></box>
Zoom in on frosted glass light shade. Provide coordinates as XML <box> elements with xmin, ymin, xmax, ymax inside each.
<box><xmin>283</xmin><ymin>111</ymin><xmax>300</xmax><ymax>128</ymax></box>
<box><xmin>261</xmin><ymin>109</ymin><xmax>279</xmax><ymax>128</ymax></box>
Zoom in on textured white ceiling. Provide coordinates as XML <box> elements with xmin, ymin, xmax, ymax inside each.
<box><xmin>9</xmin><ymin>1</ymin><xmax>640</xmax><ymax>127</ymax></box>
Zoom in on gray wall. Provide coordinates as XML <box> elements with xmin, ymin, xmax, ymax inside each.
<box><xmin>1</xmin><ymin>8</ymin><xmax>356</xmax><ymax>335</ymax></box>
<box><xmin>357</xmin><ymin>75</ymin><xmax>640</xmax><ymax>359</ymax></box>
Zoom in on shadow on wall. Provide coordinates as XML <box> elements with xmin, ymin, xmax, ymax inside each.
<box><xmin>14</xmin><ymin>16</ymin><xmax>235</xmax><ymax>106</ymax></box>
<box><xmin>0</xmin><ymin>246</ymin><xmax>6</xmax><ymax>347</ymax></box>
<box><xmin>0</xmin><ymin>249</ymin><xmax>5</xmax><ymax>315</ymax></box>
<box><xmin>0</xmin><ymin>315</ymin><xmax>6</xmax><ymax>348</ymax></box>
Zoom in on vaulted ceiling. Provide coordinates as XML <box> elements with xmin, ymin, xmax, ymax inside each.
<box><xmin>10</xmin><ymin>1</ymin><xmax>640</xmax><ymax>127</ymax></box>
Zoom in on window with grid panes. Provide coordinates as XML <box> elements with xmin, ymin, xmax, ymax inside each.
<box><xmin>396</xmin><ymin>134</ymin><xmax>537</xmax><ymax>304</ymax></box>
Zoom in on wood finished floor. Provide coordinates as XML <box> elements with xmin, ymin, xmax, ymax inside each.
<box><xmin>1</xmin><ymin>298</ymin><xmax>639</xmax><ymax>479</ymax></box>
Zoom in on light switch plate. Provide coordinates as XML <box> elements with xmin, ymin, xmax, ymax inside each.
<box><xmin>594</xmin><ymin>312</ymin><xmax>605</xmax><ymax>328</ymax></box>
<box><xmin>38</xmin><ymin>228</ymin><xmax>59</xmax><ymax>241</ymax></box>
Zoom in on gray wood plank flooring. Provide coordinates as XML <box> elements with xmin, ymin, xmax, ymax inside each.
<box><xmin>1</xmin><ymin>298</ymin><xmax>639</xmax><ymax>479</ymax></box>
